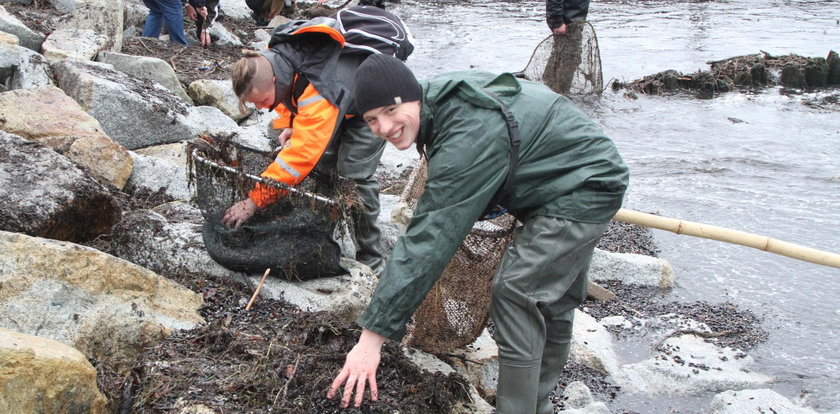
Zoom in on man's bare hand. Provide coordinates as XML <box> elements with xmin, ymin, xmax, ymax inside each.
<box><xmin>222</xmin><ymin>198</ymin><xmax>258</xmax><ymax>228</ymax></box>
<box><xmin>199</xmin><ymin>29</ymin><xmax>211</xmax><ymax>46</ymax></box>
<box><xmin>185</xmin><ymin>4</ymin><xmax>197</xmax><ymax>20</ymax></box>
<box><xmin>278</xmin><ymin>128</ymin><xmax>293</xmax><ymax>147</ymax></box>
<box><xmin>553</xmin><ymin>23</ymin><xmax>567</xmax><ymax>35</ymax></box>
<box><xmin>327</xmin><ymin>329</ymin><xmax>386</xmax><ymax>408</ymax></box>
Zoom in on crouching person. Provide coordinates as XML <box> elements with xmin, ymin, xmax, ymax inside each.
<box><xmin>223</xmin><ymin>20</ymin><xmax>391</xmax><ymax>273</ymax></box>
<box><xmin>327</xmin><ymin>54</ymin><xmax>629</xmax><ymax>413</ymax></box>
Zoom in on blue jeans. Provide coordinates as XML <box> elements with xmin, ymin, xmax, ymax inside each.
<box><xmin>142</xmin><ymin>0</ymin><xmax>188</xmax><ymax>45</ymax></box>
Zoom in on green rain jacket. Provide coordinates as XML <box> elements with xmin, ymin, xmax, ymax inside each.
<box><xmin>358</xmin><ymin>71</ymin><xmax>629</xmax><ymax>341</ymax></box>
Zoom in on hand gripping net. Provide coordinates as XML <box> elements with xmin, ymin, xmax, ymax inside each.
<box><xmin>519</xmin><ymin>21</ymin><xmax>603</xmax><ymax>95</ymax></box>
<box><xmin>394</xmin><ymin>159</ymin><xmax>516</xmax><ymax>354</ymax></box>
<box><xmin>188</xmin><ymin>135</ymin><xmax>356</xmax><ymax>279</ymax></box>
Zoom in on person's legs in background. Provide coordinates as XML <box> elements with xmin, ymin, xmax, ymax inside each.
<box><xmin>142</xmin><ymin>0</ymin><xmax>188</xmax><ymax>45</ymax></box>
<box><xmin>141</xmin><ymin>0</ymin><xmax>164</xmax><ymax>38</ymax></box>
<box><xmin>159</xmin><ymin>0</ymin><xmax>188</xmax><ymax>45</ymax></box>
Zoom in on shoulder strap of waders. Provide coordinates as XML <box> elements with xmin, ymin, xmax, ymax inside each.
<box><xmin>480</xmin><ymin>89</ymin><xmax>520</xmax><ymax>220</ymax></box>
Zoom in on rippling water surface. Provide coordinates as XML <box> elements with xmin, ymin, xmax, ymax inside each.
<box><xmin>388</xmin><ymin>0</ymin><xmax>840</xmax><ymax>411</ymax></box>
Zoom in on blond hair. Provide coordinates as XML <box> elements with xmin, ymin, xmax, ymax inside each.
<box><xmin>231</xmin><ymin>50</ymin><xmax>265</xmax><ymax>113</ymax></box>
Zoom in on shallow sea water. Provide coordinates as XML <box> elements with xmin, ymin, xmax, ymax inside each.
<box><xmin>388</xmin><ymin>0</ymin><xmax>840</xmax><ymax>412</ymax></box>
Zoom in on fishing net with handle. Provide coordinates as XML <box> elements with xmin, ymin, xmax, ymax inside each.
<box><xmin>393</xmin><ymin>159</ymin><xmax>516</xmax><ymax>354</ymax></box>
<box><xmin>518</xmin><ymin>21</ymin><xmax>603</xmax><ymax>95</ymax></box>
<box><xmin>188</xmin><ymin>134</ymin><xmax>358</xmax><ymax>280</ymax></box>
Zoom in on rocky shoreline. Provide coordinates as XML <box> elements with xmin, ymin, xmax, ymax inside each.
<box><xmin>0</xmin><ymin>1</ymin><xmax>830</xmax><ymax>413</ymax></box>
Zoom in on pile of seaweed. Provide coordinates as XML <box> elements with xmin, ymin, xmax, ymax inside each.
<box><xmin>97</xmin><ymin>274</ymin><xmax>472</xmax><ymax>413</ymax></box>
<box><xmin>614</xmin><ymin>50</ymin><xmax>840</xmax><ymax>97</ymax></box>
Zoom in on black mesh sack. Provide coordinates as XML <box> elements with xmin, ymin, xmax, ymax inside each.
<box><xmin>190</xmin><ymin>137</ymin><xmax>345</xmax><ymax>279</ymax></box>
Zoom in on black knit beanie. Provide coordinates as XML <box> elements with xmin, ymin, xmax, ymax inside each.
<box><xmin>353</xmin><ymin>54</ymin><xmax>422</xmax><ymax>115</ymax></box>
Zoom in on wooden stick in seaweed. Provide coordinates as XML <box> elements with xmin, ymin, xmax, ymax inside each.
<box><xmin>245</xmin><ymin>268</ymin><xmax>271</xmax><ymax>311</ymax></box>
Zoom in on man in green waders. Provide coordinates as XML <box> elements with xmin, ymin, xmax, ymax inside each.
<box><xmin>327</xmin><ymin>54</ymin><xmax>629</xmax><ymax>413</ymax></box>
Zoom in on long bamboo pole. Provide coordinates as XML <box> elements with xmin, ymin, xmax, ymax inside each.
<box><xmin>613</xmin><ymin>208</ymin><xmax>840</xmax><ymax>269</ymax></box>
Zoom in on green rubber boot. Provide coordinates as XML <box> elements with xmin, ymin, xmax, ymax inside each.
<box><xmin>495</xmin><ymin>361</ymin><xmax>541</xmax><ymax>414</ymax></box>
<box><xmin>537</xmin><ymin>342</ymin><xmax>571</xmax><ymax>414</ymax></box>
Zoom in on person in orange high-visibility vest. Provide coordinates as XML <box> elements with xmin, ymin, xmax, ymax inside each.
<box><xmin>223</xmin><ymin>21</ymin><xmax>387</xmax><ymax>273</ymax></box>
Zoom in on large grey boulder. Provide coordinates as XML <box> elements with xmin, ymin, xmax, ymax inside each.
<box><xmin>255</xmin><ymin>258</ymin><xmax>378</xmax><ymax>323</ymax></box>
<box><xmin>109</xmin><ymin>203</ymin><xmax>237</xmax><ymax>279</ymax></box>
<box><xmin>53</xmin><ymin>59</ymin><xmax>194</xmax><ymax>149</ymax></box>
<box><xmin>123</xmin><ymin>0</ymin><xmax>148</xmax><ymax>30</ymax></box>
<box><xmin>0</xmin><ymin>42</ymin><xmax>53</xmax><ymax>89</ymax></box>
<box><xmin>0</xmin><ymin>131</ymin><xmax>120</xmax><ymax>242</ymax></box>
<box><xmin>0</xmin><ymin>230</ymin><xmax>204</xmax><ymax>372</ymax></box>
<box><xmin>0</xmin><ymin>86</ymin><xmax>133</xmax><ymax>188</ymax></box>
<box><xmin>107</xmin><ymin>201</ymin><xmax>379</xmax><ymax>323</ymax></box>
<box><xmin>48</xmin><ymin>0</ymin><xmax>77</xmax><ymax>13</ymax></box>
<box><xmin>127</xmin><ymin>150</ymin><xmax>193</xmax><ymax>201</ymax></box>
<box><xmin>0</xmin><ymin>5</ymin><xmax>45</xmax><ymax>51</ymax></box>
<box><xmin>219</xmin><ymin>0</ymin><xmax>252</xmax><ymax>19</ymax></box>
<box><xmin>208</xmin><ymin>21</ymin><xmax>242</xmax><ymax>47</ymax></box>
<box><xmin>41</xmin><ymin>27</ymin><xmax>109</xmax><ymax>62</ymax></box>
<box><xmin>0</xmin><ymin>328</ymin><xmax>107</xmax><ymax>413</ymax></box>
<box><xmin>187</xmin><ymin>78</ymin><xmax>250</xmax><ymax>122</ymax></box>
<box><xmin>54</xmin><ymin>0</ymin><xmax>124</xmax><ymax>51</ymax></box>
<box><xmin>97</xmin><ymin>50</ymin><xmax>192</xmax><ymax>103</ymax></box>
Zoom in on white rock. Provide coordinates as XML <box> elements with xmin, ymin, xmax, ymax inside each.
<box><xmin>127</xmin><ymin>151</ymin><xmax>193</xmax><ymax>201</ymax></box>
<box><xmin>42</xmin><ymin>28</ymin><xmax>109</xmax><ymax>62</ymax></box>
<box><xmin>560</xmin><ymin>381</ymin><xmax>611</xmax><ymax>414</ymax></box>
<box><xmin>255</xmin><ymin>257</ymin><xmax>377</xmax><ymax>323</ymax></box>
<box><xmin>571</xmin><ymin>309</ymin><xmax>621</xmax><ymax>376</ymax></box>
<box><xmin>58</xmin><ymin>0</ymin><xmax>124</xmax><ymax>51</ymax></box>
<box><xmin>96</xmin><ymin>50</ymin><xmax>192</xmax><ymax>103</ymax></box>
<box><xmin>709</xmin><ymin>389</ymin><xmax>821</xmax><ymax>414</ymax></box>
<box><xmin>589</xmin><ymin>248</ymin><xmax>675</xmax><ymax>288</ymax></box>
<box><xmin>208</xmin><ymin>22</ymin><xmax>242</xmax><ymax>47</ymax></box>
<box><xmin>448</xmin><ymin>328</ymin><xmax>500</xmax><ymax>400</ymax></box>
<box><xmin>218</xmin><ymin>0</ymin><xmax>253</xmax><ymax>19</ymax></box>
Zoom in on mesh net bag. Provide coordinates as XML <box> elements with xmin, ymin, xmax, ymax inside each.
<box><xmin>188</xmin><ymin>134</ymin><xmax>356</xmax><ymax>279</ymax></box>
<box><xmin>519</xmin><ymin>22</ymin><xmax>603</xmax><ymax>95</ymax></box>
<box><xmin>395</xmin><ymin>159</ymin><xmax>516</xmax><ymax>354</ymax></box>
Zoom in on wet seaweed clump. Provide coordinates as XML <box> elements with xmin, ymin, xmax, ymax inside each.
<box><xmin>597</xmin><ymin>221</ymin><xmax>660</xmax><ymax>257</ymax></box>
<box><xmin>100</xmin><ymin>275</ymin><xmax>472</xmax><ymax>413</ymax></box>
<box><xmin>614</xmin><ymin>50</ymin><xmax>840</xmax><ymax>97</ymax></box>
<box><xmin>552</xmin><ymin>361</ymin><xmax>623</xmax><ymax>411</ymax></box>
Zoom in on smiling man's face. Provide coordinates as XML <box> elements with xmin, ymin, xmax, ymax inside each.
<box><xmin>362</xmin><ymin>100</ymin><xmax>421</xmax><ymax>150</ymax></box>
